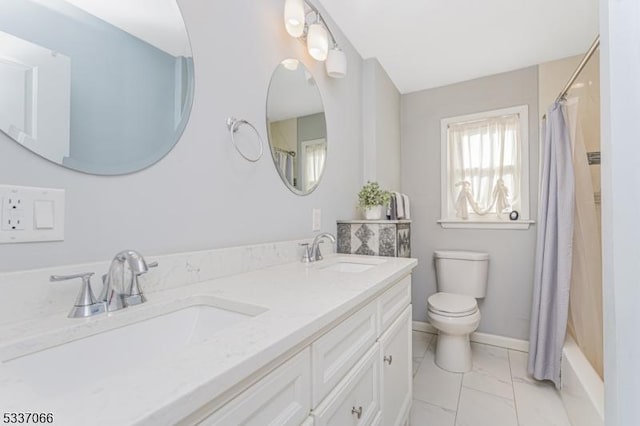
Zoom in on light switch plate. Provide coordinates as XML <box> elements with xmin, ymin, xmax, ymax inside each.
<box><xmin>34</xmin><ymin>200</ymin><xmax>55</xmax><ymax>229</ymax></box>
<box><xmin>0</xmin><ymin>185</ymin><xmax>65</xmax><ymax>243</ymax></box>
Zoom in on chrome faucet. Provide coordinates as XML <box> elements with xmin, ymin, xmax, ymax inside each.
<box><xmin>310</xmin><ymin>232</ymin><xmax>336</xmax><ymax>262</ymax></box>
<box><xmin>99</xmin><ymin>250</ymin><xmax>153</xmax><ymax>312</ymax></box>
<box><xmin>52</xmin><ymin>250</ymin><xmax>157</xmax><ymax>318</ymax></box>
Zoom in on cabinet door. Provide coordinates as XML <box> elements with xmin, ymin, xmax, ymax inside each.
<box><xmin>378</xmin><ymin>275</ymin><xmax>411</xmax><ymax>333</ymax></box>
<box><xmin>379</xmin><ymin>305</ymin><xmax>412</xmax><ymax>426</ymax></box>
<box><xmin>311</xmin><ymin>300</ymin><xmax>378</xmax><ymax>406</ymax></box>
<box><xmin>201</xmin><ymin>348</ymin><xmax>311</xmax><ymax>426</ymax></box>
<box><xmin>312</xmin><ymin>344</ymin><xmax>381</xmax><ymax>426</ymax></box>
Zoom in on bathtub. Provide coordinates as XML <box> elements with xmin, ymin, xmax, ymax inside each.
<box><xmin>561</xmin><ymin>335</ymin><xmax>604</xmax><ymax>426</ymax></box>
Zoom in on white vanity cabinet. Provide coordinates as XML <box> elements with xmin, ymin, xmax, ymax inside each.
<box><xmin>312</xmin><ymin>344</ymin><xmax>381</xmax><ymax>426</ymax></box>
<box><xmin>379</xmin><ymin>306</ymin><xmax>412</xmax><ymax>426</ymax></box>
<box><xmin>300</xmin><ymin>417</ymin><xmax>315</xmax><ymax>426</ymax></box>
<box><xmin>200</xmin><ymin>348</ymin><xmax>311</xmax><ymax>426</ymax></box>
<box><xmin>311</xmin><ymin>300</ymin><xmax>378</xmax><ymax>406</ymax></box>
<box><xmin>198</xmin><ymin>274</ymin><xmax>412</xmax><ymax>426</ymax></box>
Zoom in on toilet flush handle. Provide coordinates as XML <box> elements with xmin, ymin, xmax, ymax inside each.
<box><xmin>384</xmin><ymin>355</ymin><xmax>393</xmax><ymax>365</ymax></box>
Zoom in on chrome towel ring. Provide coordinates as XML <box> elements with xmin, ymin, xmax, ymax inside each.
<box><xmin>226</xmin><ymin>117</ymin><xmax>264</xmax><ymax>162</ymax></box>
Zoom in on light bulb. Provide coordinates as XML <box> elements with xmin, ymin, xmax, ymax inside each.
<box><xmin>281</xmin><ymin>58</ymin><xmax>300</xmax><ymax>71</ymax></box>
<box><xmin>326</xmin><ymin>47</ymin><xmax>347</xmax><ymax>78</ymax></box>
<box><xmin>284</xmin><ymin>0</ymin><xmax>305</xmax><ymax>38</ymax></box>
<box><xmin>307</xmin><ymin>23</ymin><xmax>328</xmax><ymax>61</ymax></box>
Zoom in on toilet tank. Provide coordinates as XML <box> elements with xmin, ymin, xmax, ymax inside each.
<box><xmin>434</xmin><ymin>250</ymin><xmax>489</xmax><ymax>298</ymax></box>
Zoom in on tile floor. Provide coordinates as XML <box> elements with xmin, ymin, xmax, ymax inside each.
<box><xmin>411</xmin><ymin>331</ymin><xmax>572</xmax><ymax>426</ymax></box>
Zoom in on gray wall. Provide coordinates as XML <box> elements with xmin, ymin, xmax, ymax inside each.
<box><xmin>0</xmin><ymin>0</ymin><xmax>364</xmax><ymax>271</ymax></box>
<box><xmin>0</xmin><ymin>0</ymin><xmax>184</xmax><ymax>174</ymax></box>
<box><xmin>362</xmin><ymin>58</ymin><xmax>401</xmax><ymax>191</ymax></box>
<box><xmin>298</xmin><ymin>113</ymin><xmax>327</xmax><ymax>142</ymax></box>
<box><xmin>401</xmin><ymin>66</ymin><xmax>539</xmax><ymax>340</ymax></box>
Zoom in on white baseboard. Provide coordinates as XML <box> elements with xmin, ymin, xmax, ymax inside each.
<box><xmin>412</xmin><ymin>320</ymin><xmax>529</xmax><ymax>353</ymax></box>
<box><xmin>412</xmin><ymin>320</ymin><xmax>438</xmax><ymax>334</ymax></box>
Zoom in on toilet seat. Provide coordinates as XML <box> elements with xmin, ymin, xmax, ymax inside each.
<box><xmin>427</xmin><ymin>292</ymin><xmax>478</xmax><ymax>317</ymax></box>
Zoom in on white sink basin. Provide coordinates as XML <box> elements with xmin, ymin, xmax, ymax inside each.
<box><xmin>321</xmin><ymin>262</ymin><xmax>377</xmax><ymax>273</ymax></box>
<box><xmin>4</xmin><ymin>301</ymin><xmax>265</xmax><ymax>396</ymax></box>
<box><xmin>319</xmin><ymin>257</ymin><xmax>388</xmax><ymax>273</ymax></box>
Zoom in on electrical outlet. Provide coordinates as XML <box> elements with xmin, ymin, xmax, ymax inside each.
<box><xmin>4</xmin><ymin>195</ymin><xmax>24</xmax><ymax>211</ymax></box>
<box><xmin>2</xmin><ymin>195</ymin><xmax>25</xmax><ymax>231</ymax></box>
<box><xmin>4</xmin><ymin>211</ymin><xmax>26</xmax><ymax>231</ymax></box>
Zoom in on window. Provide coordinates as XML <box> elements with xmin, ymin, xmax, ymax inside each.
<box><xmin>439</xmin><ymin>105</ymin><xmax>532</xmax><ymax>229</ymax></box>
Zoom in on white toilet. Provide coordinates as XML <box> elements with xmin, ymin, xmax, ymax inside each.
<box><xmin>427</xmin><ymin>250</ymin><xmax>489</xmax><ymax>373</ymax></box>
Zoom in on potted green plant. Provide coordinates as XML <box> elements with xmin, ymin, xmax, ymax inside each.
<box><xmin>358</xmin><ymin>181</ymin><xmax>391</xmax><ymax>220</ymax></box>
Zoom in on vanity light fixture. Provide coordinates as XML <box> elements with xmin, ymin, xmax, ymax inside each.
<box><xmin>283</xmin><ymin>0</ymin><xmax>347</xmax><ymax>78</ymax></box>
<box><xmin>307</xmin><ymin>18</ymin><xmax>329</xmax><ymax>61</ymax></box>
<box><xmin>326</xmin><ymin>47</ymin><xmax>347</xmax><ymax>78</ymax></box>
<box><xmin>284</xmin><ymin>0</ymin><xmax>305</xmax><ymax>37</ymax></box>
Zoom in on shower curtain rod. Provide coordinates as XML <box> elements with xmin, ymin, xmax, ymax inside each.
<box><xmin>555</xmin><ymin>35</ymin><xmax>600</xmax><ymax>103</ymax></box>
<box><xmin>274</xmin><ymin>147</ymin><xmax>296</xmax><ymax>157</ymax></box>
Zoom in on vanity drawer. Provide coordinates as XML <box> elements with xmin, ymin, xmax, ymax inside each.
<box><xmin>311</xmin><ymin>344</ymin><xmax>381</xmax><ymax>426</ymax></box>
<box><xmin>378</xmin><ymin>275</ymin><xmax>411</xmax><ymax>333</ymax></box>
<box><xmin>201</xmin><ymin>348</ymin><xmax>311</xmax><ymax>426</ymax></box>
<box><xmin>311</xmin><ymin>300</ymin><xmax>378</xmax><ymax>406</ymax></box>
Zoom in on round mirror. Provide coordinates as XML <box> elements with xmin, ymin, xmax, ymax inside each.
<box><xmin>0</xmin><ymin>0</ymin><xmax>194</xmax><ymax>175</ymax></box>
<box><xmin>267</xmin><ymin>60</ymin><xmax>327</xmax><ymax>195</ymax></box>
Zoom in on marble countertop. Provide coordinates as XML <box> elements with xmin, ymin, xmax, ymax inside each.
<box><xmin>0</xmin><ymin>254</ymin><xmax>416</xmax><ymax>425</ymax></box>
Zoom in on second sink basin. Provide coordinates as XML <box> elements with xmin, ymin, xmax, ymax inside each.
<box><xmin>4</xmin><ymin>300</ymin><xmax>266</xmax><ymax>396</ymax></box>
<box><xmin>320</xmin><ymin>262</ymin><xmax>377</xmax><ymax>273</ymax></box>
<box><xmin>318</xmin><ymin>256</ymin><xmax>388</xmax><ymax>273</ymax></box>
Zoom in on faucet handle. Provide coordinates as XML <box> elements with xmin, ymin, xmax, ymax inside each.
<box><xmin>50</xmin><ymin>272</ymin><xmax>105</xmax><ymax>318</ymax></box>
<box><xmin>300</xmin><ymin>243</ymin><xmax>312</xmax><ymax>263</ymax></box>
<box><xmin>125</xmin><ymin>260</ymin><xmax>157</xmax><ymax>306</ymax></box>
<box><xmin>50</xmin><ymin>271</ymin><xmax>94</xmax><ymax>283</ymax></box>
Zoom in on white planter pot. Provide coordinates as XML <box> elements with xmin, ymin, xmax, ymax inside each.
<box><xmin>363</xmin><ymin>205</ymin><xmax>384</xmax><ymax>220</ymax></box>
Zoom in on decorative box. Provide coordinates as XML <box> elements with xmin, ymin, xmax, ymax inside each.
<box><xmin>336</xmin><ymin>220</ymin><xmax>411</xmax><ymax>258</ymax></box>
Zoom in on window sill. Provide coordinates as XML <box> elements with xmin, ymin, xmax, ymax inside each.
<box><xmin>437</xmin><ymin>219</ymin><xmax>535</xmax><ymax>230</ymax></box>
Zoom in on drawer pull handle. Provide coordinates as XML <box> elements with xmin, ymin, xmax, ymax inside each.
<box><xmin>384</xmin><ymin>355</ymin><xmax>393</xmax><ymax>365</ymax></box>
<box><xmin>351</xmin><ymin>406</ymin><xmax>363</xmax><ymax>419</ymax></box>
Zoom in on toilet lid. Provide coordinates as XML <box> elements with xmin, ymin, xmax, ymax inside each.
<box><xmin>428</xmin><ymin>292</ymin><xmax>478</xmax><ymax>317</ymax></box>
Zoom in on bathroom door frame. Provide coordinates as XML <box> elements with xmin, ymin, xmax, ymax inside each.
<box><xmin>600</xmin><ymin>0</ymin><xmax>640</xmax><ymax>424</ymax></box>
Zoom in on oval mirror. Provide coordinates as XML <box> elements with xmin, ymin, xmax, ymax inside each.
<box><xmin>267</xmin><ymin>60</ymin><xmax>327</xmax><ymax>195</ymax></box>
<box><xmin>0</xmin><ymin>0</ymin><xmax>194</xmax><ymax>175</ymax></box>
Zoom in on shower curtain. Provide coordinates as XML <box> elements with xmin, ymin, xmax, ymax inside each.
<box><xmin>274</xmin><ymin>151</ymin><xmax>295</xmax><ymax>186</ymax></box>
<box><xmin>564</xmin><ymin>99</ymin><xmax>604</xmax><ymax>378</ymax></box>
<box><xmin>528</xmin><ymin>102</ymin><xmax>575</xmax><ymax>387</ymax></box>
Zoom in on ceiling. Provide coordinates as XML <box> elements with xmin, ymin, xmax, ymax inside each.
<box><xmin>317</xmin><ymin>0</ymin><xmax>599</xmax><ymax>94</ymax></box>
<box><xmin>267</xmin><ymin>63</ymin><xmax>325</xmax><ymax>122</ymax></box>
<box><xmin>34</xmin><ymin>0</ymin><xmax>191</xmax><ymax>57</ymax></box>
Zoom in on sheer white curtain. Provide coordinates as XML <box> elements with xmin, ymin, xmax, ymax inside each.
<box><xmin>274</xmin><ymin>151</ymin><xmax>287</xmax><ymax>176</ymax></box>
<box><xmin>448</xmin><ymin>114</ymin><xmax>521</xmax><ymax>219</ymax></box>
<box><xmin>302</xmin><ymin>140</ymin><xmax>326</xmax><ymax>191</ymax></box>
